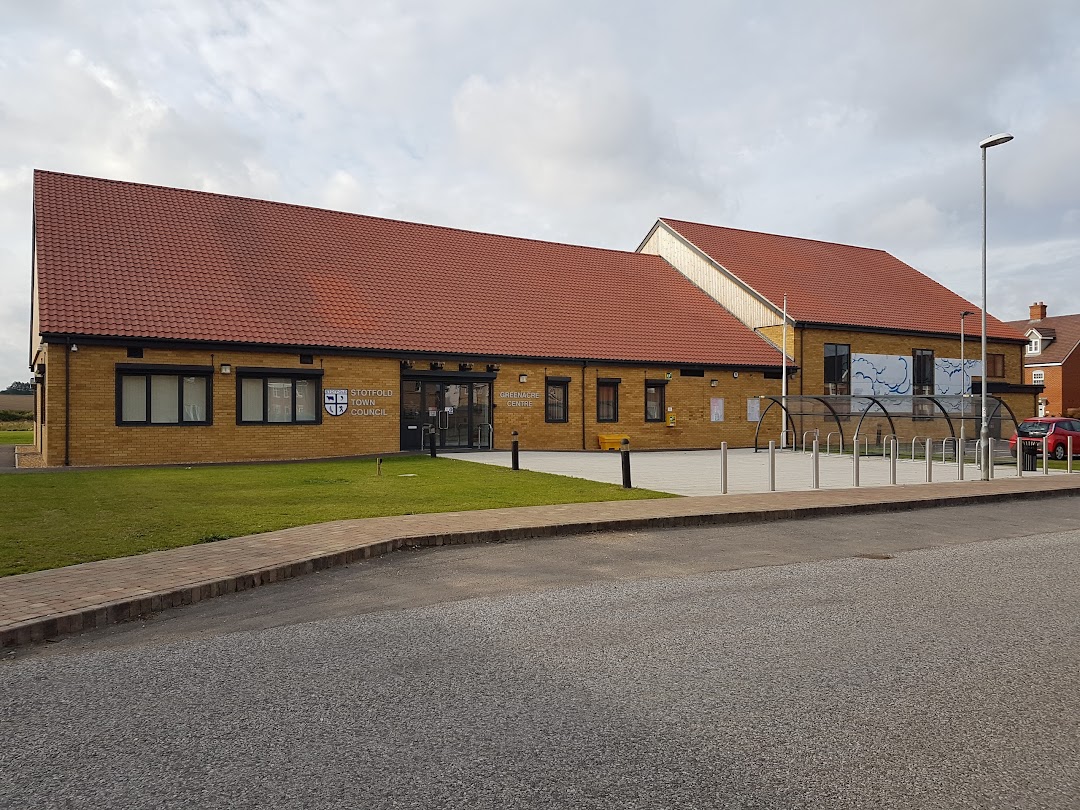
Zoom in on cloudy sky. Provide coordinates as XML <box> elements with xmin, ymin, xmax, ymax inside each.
<box><xmin>2</xmin><ymin>0</ymin><xmax>1078</xmax><ymax>385</ymax></box>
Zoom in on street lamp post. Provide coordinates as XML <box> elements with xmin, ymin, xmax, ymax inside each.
<box><xmin>979</xmin><ymin>132</ymin><xmax>1014</xmax><ymax>480</ymax></box>
<box><xmin>960</xmin><ymin>309</ymin><xmax>973</xmax><ymax>460</ymax></box>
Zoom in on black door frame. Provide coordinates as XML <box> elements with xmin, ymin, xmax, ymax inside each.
<box><xmin>401</xmin><ymin>372</ymin><xmax>496</xmax><ymax>451</ymax></box>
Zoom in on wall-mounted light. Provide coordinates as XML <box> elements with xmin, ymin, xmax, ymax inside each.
<box><xmin>732</xmin><ymin>371</ymin><xmax>739</xmax><ymax>379</ymax></box>
<box><xmin>486</xmin><ymin>364</ymin><xmax>501</xmax><ymax>373</ymax></box>
<box><xmin>459</xmin><ymin>362</ymin><xmax>474</xmax><ymax>371</ymax></box>
<box><xmin>665</xmin><ymin>371</ymin><xmax>673</xmax><ymax>380</ymax></box>
<box><xmin>710</xmin><ymin>379</ymin><xmax>718</xmax><ymax>387</ymax></box>
<box><xmin>519</xmin><ymin>373</ymin><xmax>528</xmax><ymax>383</ymax></box>
<box><xmin>70</xmin><ymin>344</ymin><xmax>78</xmax><ymax>352</ymax></box>
<box><xmin>220</xmin><ymin>363</ymin><xmax>232</xmax><ymax>374</ymax></box>
<box><xmin>400</xmin><ymin>360</ymin><xmax>413</xmax><ymax>370</ymax></box>
<box><xmin>430</xmin><ymin>361</ymin><xmax>444</xmax><ymax>370</ymax></box>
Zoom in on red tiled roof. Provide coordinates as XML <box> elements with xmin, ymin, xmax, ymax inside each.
<box><xmin>658</xmin><ymin>219</ymin><xmax>1025</xmax><ymax>341</ymax></box>
<box><xmin>1007</xmin><ymin>313</ymin><xmax>1080</xmax><ymax>365</ymax></box>
<box><xmin>33</xmin><ymin>171</ymin><xmax>782</xmax><ymax>367</ymax></box>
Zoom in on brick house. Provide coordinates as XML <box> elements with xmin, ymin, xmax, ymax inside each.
<box><xmin>1008</xmin><ymin>303</ymin><xmax>1080</xmax><ymax>417</ymax></box>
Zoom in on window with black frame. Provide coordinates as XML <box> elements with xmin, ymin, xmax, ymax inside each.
<box><xmin>823</xmin><ymin>343</ymin><xmax>851</xmax><ymax>395</ymax></box>
<box><xmin>645</xmin><ymin>381</ymin><xmax>666</xmax><ymax>422</ymax></box>
<box><xmin>238</xmin><ymin>371</ymin><xmax>321</xmax><ymax>424</ymax></box>
<box><xmin>545</xmin><ymin>378</ymin><xmax>569</xmax><ymax>423</ymax></box>
<box><xmin>597</xmin><ymin>379</ymin><xmax>619</xmax><ymax>422</ymax></box>
<box><xmin>912</xmin><ymin>349</ymin><xmax>935</xmax><ymax>418</ymax></box>
<box><xmin>117</xmin><ymin>367</ymin><xmax>212</xmax><ymax>426</ymax></box>
<box><xmin>912</xmin><ymin>349</ymin><xmax>935</xmax><ymax>394</ymax></box>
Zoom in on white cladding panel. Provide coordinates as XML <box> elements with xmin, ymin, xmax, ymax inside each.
<box><xmin>642</xmin><ymin>225</ymin><xmax>778</xmax><ymax>330</ymax></box>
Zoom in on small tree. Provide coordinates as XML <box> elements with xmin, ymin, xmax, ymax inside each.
<box><xmin>2</xmin><ymin>381</ymin><xmax>32</xmax><ymax>394</ymax></box>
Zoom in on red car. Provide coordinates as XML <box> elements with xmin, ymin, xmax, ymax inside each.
<box><xmin>1009</xmin><ymin>417</ymin><xmax>1080</xmax><ymax>460</ymax></box>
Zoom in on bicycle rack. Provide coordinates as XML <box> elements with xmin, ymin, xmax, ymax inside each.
<box><xmin>910</xmin><ymin>436</ymin><xmax>927</xmax><ymax>461</ymax></box>
<box><xmin>826</xmin><ymin>432</ymin><xmax>843</xmax><ymax>456</ymax></box>
<box><xmin>779</xmin><ymin>429</ymin><xmax>796</xmax><ymax>450</ymax></box>
<box><xmin>881</xmin><ymin>434</ymin><xmax>898</xmax><ymax>458</ymax></box>
<box><xmin>802</xmin><ymin>430</ymin><xmax>819</xmax><ymax>453</ymax></box>
<box><xmin>940</xmin><ymin>437</ymin><xmax>957</xmax><ymax>463</ymax></box>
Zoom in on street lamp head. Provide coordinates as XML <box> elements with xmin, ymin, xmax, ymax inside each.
<box><xmin>961</xmin><ymin>310</ymin><xmax>975</xmax><ymax>317</ymax></box>
<box><xmin>979</xmin><ymin>132</ymin><xmax>1014</xmax><ymax>149</ymax></box>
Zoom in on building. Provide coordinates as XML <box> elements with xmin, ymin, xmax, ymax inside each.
<box><xmin>29</xmin><ymin>171</ymin><xmax>787</xmax><ymax>467</ymax></box>
<box><xmin>638</xmin><ymin>219</ymin><xmax>1035</xmax><ymax>440</ymax></box>
<box><xmin>30</xmin><ymin>172</ymin><xmax>1039</xmax><ymax>467</ymax></box>
<box><xmin>1008</xmin><ymin>303</ymin><xmax>1080</xmax><ymax>417</ymax></box>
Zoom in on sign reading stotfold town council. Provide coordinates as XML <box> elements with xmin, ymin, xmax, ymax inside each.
<box><xmin>499</xmin><ymin>391</ymin><xmax>541</xmax><ymax>407</ymax></box>
<box><xmin>325</xmin><ymin>388</ymin><xmax>394</xmax><ymax>417</ymax></box>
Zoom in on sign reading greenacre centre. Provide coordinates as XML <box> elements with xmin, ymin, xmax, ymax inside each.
<box><xmin>500</xmin><ymin>391</ymin><xmax>541</xmax><ymax>408</ymax></box>
<box><xmin>324</xmin><ymin>388</ymin><xmax>394</xmax><ymax>417</ymax></box>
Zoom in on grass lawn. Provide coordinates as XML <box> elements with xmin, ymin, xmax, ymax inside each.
<box><xmin>0</xmin><ymin>430</ymin><xmax>32</xmax><ymax>445</ymax></box>
<box><xmin>0</xmin><ymin>456</ymin><xmax>672</xmax><ymax>576</ymax></box>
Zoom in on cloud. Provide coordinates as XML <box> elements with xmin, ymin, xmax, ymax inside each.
<box><xmin>452</xmin><ymin>67</ymin><xmax>704</xmax><ymax>205</ymax></box>
<box><xmin>1</xmin><ymin>0</ymin><xmax>1079</xmax><ymax>385</ymax></box>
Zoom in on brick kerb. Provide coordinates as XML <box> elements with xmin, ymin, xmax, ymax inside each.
<box><xmin>2</xmin><ymin>482</ymin><xmax>1078</xmax><ymax>649</ymax></box>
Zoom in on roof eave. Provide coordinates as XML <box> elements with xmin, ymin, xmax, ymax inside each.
<box><xmin>37</xmin><ymin>332</ymin><xmax>783</xmax><ymax>370</ymax></box>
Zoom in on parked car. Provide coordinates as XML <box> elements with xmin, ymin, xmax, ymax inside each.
<box><xmin>1009</xmin><ymin>417</ymin><xmax>1080</xmax><ymax>460</ymax></box>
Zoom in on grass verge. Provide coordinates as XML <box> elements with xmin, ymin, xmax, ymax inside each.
<box><xmin>0</xmin><ymin>456</ymin><xmax>672</xmax><ymax>576</ymax></box>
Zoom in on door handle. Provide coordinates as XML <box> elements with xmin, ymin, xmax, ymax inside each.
<box><xmin>440</xmin><ymin>411</ymin><xmax>449</xmax><ymax>430</ymax></box>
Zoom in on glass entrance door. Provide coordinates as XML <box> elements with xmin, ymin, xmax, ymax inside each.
<box><xmin>400</xmin><ymin>379</ymin><xmax>493</xmax><ymax>451</ymax></box>
<box><xmin>426</xmin><ymin>383</ymin><xmax>469</xmax><ymax>449</ymax></box>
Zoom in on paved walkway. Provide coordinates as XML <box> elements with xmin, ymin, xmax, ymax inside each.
<box><xmin>461</xmin><ymin>448</ymin><xmax>1053</xmax><ymax>496</ymax></box>
<box><xmin>3</xmin><ymin>473</ymin><xmax>1079</xmax><ymax>647</ymax></box>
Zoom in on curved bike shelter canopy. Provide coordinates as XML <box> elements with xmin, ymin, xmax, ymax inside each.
<box><xmin>752</xmin><ymin>395</ymin><xmax>1020</xmax><ymax>453</ymax></box>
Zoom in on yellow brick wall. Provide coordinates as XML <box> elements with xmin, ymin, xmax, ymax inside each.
<box><xmin>792</xmin><ymin>327</ymin><xmax>1025</xmax><ymax>397</ymax></box>
<box><xmin>490</xmin><ymin>362</ymin><xmax>783</xmax><ymax>451</ymax></box>
<box><xmin>42</xmin><ymin>344</ymin><xmax>400</xmax><ymax>467</ymax></box>
<box><xmin>777</xmin><ymin>327</ymin><xmax>1033</xmax><ymax>448</ymax></box>
<box><xmin>39</xmin><ymin>345</ymin><xmax>788</xmax><ymax>465</ymax></box>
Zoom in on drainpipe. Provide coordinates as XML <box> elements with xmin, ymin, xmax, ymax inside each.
<box><xmin>64</xmin><ymin>336</ymin><xmax>71</xmax><ymax>466</ymax></box>
<box><xmin>581</xmin><ymin>359</ymin><xmax>587</xmax><ymax>450</ymax></box>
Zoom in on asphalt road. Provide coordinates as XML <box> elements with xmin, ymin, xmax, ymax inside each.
<box><xmin>3</xmin><ymin>501</ymin><xmax>1079</xmax><ymax>809</ymax></box>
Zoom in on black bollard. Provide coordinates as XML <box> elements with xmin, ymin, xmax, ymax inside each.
<box><xmin>621</xmin><ymin>438</ymin><xmax>632</xmax><ymax>488</ymax></box>
<box><xmin>511</xmin><ymin>430</ymin><xmax>519</xmax><ymax>471</ymax></box>
<box><xmin>429</xmin><ymin>425</ymin><xmax>437</xmax><ymax>458</ymax></box>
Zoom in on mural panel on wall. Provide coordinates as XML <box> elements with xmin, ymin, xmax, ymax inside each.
<box><xmin>851</xmin><ymin>354</ymin><xmax>981</xmax><ymax>414</ymax></box>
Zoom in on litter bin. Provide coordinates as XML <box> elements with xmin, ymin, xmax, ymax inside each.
<box><xmin>1022</xmin><ymin>442</ymin><xmax>1038</xmax><ymax>471</ymax></box>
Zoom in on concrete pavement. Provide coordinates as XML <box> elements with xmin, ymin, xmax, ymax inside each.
<box><xmin>462</xmin><ymin>447</ymin><xmax>1055</xmax><ymax>496</ymax></box>
<box><xmin>3</xmin><ymin>471</ymin><xmax>1079</xmax><ymax>648</ymax></box>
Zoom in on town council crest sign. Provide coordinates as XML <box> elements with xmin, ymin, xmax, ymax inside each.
<box><xmin>324</xmin><ymin>389</ymin><xmax>349</xmax><ymax>417</ymax></box>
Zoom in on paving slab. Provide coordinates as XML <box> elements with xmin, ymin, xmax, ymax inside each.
<box><xmin>2</xmin><ymin>470</ymin><xmax>1079</xmax><ymax>648</ymax></box>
